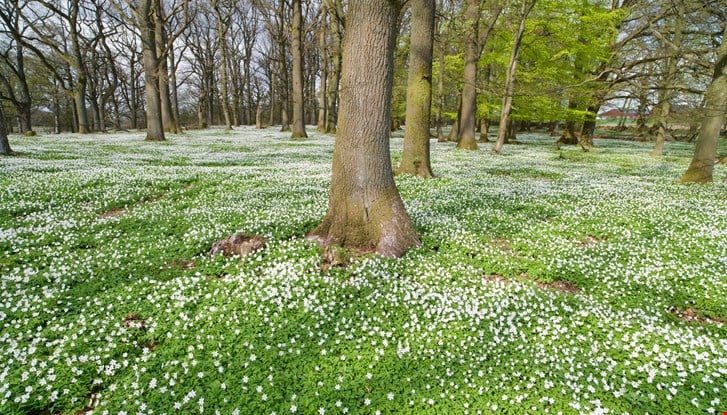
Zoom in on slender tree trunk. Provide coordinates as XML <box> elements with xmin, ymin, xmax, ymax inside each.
<box><xmin>456</xmin><ymin>0</ymin><xmax>479</xmax><ymax>150</ymax></box>
<box><xmin>53</xmin><ymin>80</ymin><xmax>62</xmax><ymax>133</ymax></box>
<box><xmin>397</xmin><ymin>0</ymin><xmax>435</xmax><ymax>178</ymax></box>
<box><xmin>681</xmin><ymin>25</ymin><xmax>727</xmax><ymax>184</ymax></box>
<box><xmin>0</xmin><ymin>104</ymin><xmax>14</xmax><ymax>155</ymax></box>
<box><xmin>317</xmin><ymin>3</ymin><xmax>329</xmax><ymax>133</ymax></box>
<box><xmin>325</xmin><ymin>0</ymin><xmax>343</xmax><ymax>133</ymax></box>
<box><xmin>290</xmin><ymin>0</ymin><xmax>307</xmax><ymax>138</ymax></box>
<box><xmin>493</xmin><ymin>0</ymin><xmax>534</xmax><ymax>155</ymax></box>
<box><xmin>651</xmin><ymin>7</ymin><xmax>683</xmax><ymax>157</ymax></box>
<box><xmin>479</xmin><ymin>119</ymin><xmax>489</xmax><ymax>142</ymax></box>
<box><xmin>256</xmin><ymin>102</ymin><xmax>263</xmax><ymax>128</ymax></box>
<box><xmin>215</xmin><ymin>1</ymin><xmax>233</xmax><ymax>130</ymax></box>
<box><xmin>307</xmin><ymin>0</ymin><xmax>419</xmax><ymax>258</ymax></box>
<box><xmin>244</xmin><ymin>55</ymin><xmax>254</xmax><ymax>125</ymax></box>
<box><xmin>14</xmin><ymin>42</ymin><xmax>33</xmax><ymax>134</ymax></box>
<box><xmin>436</xmin><ymin>40</ymin><xmax>445</xmax><ymax>142</ymax></box>
<box><xmin>446</xmin><ymin>92</ymin><xmax>462</xmax><ymax>141</ymax></box>
<box><xmin>169</xmin><ymin>48</ymin><xmax>182</xmax><ymax>128</ymax></box>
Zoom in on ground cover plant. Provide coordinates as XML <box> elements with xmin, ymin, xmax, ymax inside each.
<box><xmin>1</xmin><ymin>128</ymin><xmax>726</xmax><ymax>415</ymax></box>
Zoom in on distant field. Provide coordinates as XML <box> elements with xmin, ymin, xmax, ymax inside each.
<box><xmin>1</xmin><ymin>127</ymin><xmax>726</xmax><ymax>415</ymax></box>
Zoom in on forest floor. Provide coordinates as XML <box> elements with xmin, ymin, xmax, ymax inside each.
<box><xmin>1</xmin><ymin>127</ymin><xmax>726</xmax><ymax>415</ymax></box>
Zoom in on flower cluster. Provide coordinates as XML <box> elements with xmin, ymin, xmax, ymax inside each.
<box><xmin>0</xmin><ymin>128</ymin><xmax>725</xmax><ymax>414</ymax></box>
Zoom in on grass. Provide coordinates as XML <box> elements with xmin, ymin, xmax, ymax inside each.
<box><xmin>1</xmin><ymin>127</ymin><xmax>726</xmax><ymax>415</ymax></box>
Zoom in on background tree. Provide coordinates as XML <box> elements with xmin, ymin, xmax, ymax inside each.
<box><xmin>290</xmin><ymin>0</ymin><xmax>307</xmax><ymax>138</ymax></box>
<box><xmin>456</xmin><ymin>0</ymin><xmax>480</xmax><ymax>150</ymax></box>
<box><xmin>492</xmin><ymin>0</ymin><xmax>536</xmax><ymax>155</ymax></box>
<box><xmin>308</xmin><ymin>0</ymin><xmax>419</xmax><ymax>258</ymax></box>
<box><xmin>0</xmin><ymin>103</ymin><xmax>13</xmax><ymax>155</ymax></box>
<box><xmin>680</xmin><ymin>22</ymin><xmax>727</xmax><ymax>184</ymax></box>
<box><xmin>0</xmin><ymin>0</ymin><xmax>34</xmax><ymax>134</ymax></box>
<box><xmin>324</xmin><ymin>0</ymin><xmax>343</xmax><ymax>133</ymax></box>
<box><xmin>212</xmin><ymin>0</ymin><xmax>234</xmax><ymax>130</ymax></box>
<box><xmin>130</xmin><ymin>0</ymin><xmax>165</xmax><ymax>140</ymax></box>
<box><xmin>397</xmin><ymin>0</ymin><xmax>435</xmax><ymax>177</ymax></box>
<box><xmin>22</xmin><ymin>0</ymin><xmax>97</xmax><ymax>133</ymax></box>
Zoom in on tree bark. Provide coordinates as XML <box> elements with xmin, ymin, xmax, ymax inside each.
<box><xmin>317</xmin><ymin>3</ymin><xmax>329</xmax><ymax>133</ymax></box>
<box><xmin>0</xmin><ymin>4</ymin><xmax>33</xmax><ymax>134</ymax></box>
<box><xmin>68</xmin><ymin>1</ymin><xmax>91</xmax><ymax>133</ymax></box>
<box><xmin>493</xmin><ymin>0</ymin><xmax>535</xmax><ymax>155</ymax></box>
<box><xmin>435</xmin><ymin>37</ymin><xmax>445</xmax><ymax>142</ymax></box>
<box><xmin>558</xmin><ymin>100</ymin><xmax>579</xmax><ymax>145</ymax></box>
<box><xmin>397</xmin><ymin>0</ymin><xmax>435</xmax><ymax>178</ymax></box>
<box><xmin>456</xmin><ymin>0</ymin><xmax>479</xmax><ymax>150</ymax></box>
<box><xmin>479</xmin><ymin>119</ymin><xmax>489</xmax><ymax>142</ymax></box>
<box><xmin>307</xmin><ymin>0</ymin><xmax>419</xmax><ymax>258</ymax></box>
<box><xmin>325</xmin><ymin>0</ymin><xmax>343</xmax><ymax>133</ymax></box>
<box><xmin>446</xmin><ymin>92</ymin><xmax>462</xmax><ymax>141</ymax></box>
<box><xmin>681</xmin><ymin>25</ymin><xmax>727</xmax><ymax>184</ymax></box>
<box><xmin>290</xmin><ymin>0</ymin><xmax>307</xmax><ymax>138</ymax></box>
<box><xmin>0</xmin><ymin>104</ymin><xmax>14</xmax><ymax>155</ymax></box>
<box><xmin>214</xmin><ymin>0</ymin><xmax>233</xmax><ymax>130</ymax></box>
<box><xmin>135</xmin><ymin>0</ymin><xmax>165</xmax><ymax>141</ymax></box>
<box><xmin>155</xmin><ymin>4</ymin><xmax>182</xmax><ymax>134</ymax></box>
<box><xmin>651</xmin><ymin>4</ymin><xmax>683</xmax><ymax>157</ymax></box>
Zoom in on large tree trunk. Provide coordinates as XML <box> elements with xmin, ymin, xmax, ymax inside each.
<box><xmin>0</xmin><ymin>104</ymin><xmax>14</xmax><ymax>155</ymax></box>
<box><xmin>69</xmin><ymin>2</ymin><xmax>91</xmax><ymax>134</ymax></box>
<box><xmin>456</xmin><ymin>0</ymin><xmax>479</xmax><ymax>150</ymax></box>
<box><xmin>397</xmin><ymin>0</ymin><xmax>435</xmax><ymax>178</ymax></box>
<box><xmin>155</xmin><ymin>5</ymin><xmax>182</xmax><ymax>135</ymax></box>
<box><xmin>307</xmin><ymin>0</ymin><xmax>419</xmax><ymax>258</ymax></box>
<box><xmin>73</xmin><ymin>80</ymin><xmax>91</xmax><ymax>134</ymax></box>
<box><xmin>681</xmin><ymin>25</ymin><xmax>727</xmax><ymax>184</ymax></box>
<box><xmin>558</xmin><ymin>100</ymin><xmax>579</xmax><ymax>145</ymax></box>
<box><xmin>135</xmin><ymin>0</ymin><xmax>165</xmax><ymax>141</ymax></box>
<box><xmin>290</xmin><ymin>0</ymin><xmax>307</xmax><ymax>139</ymax></box>
<box><xmin>493</xmin><ymin>0</ymin><xmax>534</xmax><ymax>155</ymax></box>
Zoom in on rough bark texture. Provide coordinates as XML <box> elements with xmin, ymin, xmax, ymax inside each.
<box><xmin>681</xmin><ymin>25</ymin><xmax>727</xmax><ymax>184</ymax></box>
<box><xmin>135</xmin><ymin>0</ymin><xmax>165</xmax><ymax>141</ymax></box>
<box><xmin>325</xmin><ymin>0</ymin><xmax>343</xmax><ymax>133</ymax></box>
<box><xmin>290</xmin><ymin>0</ymin><xmax>307</xmax><ymax>139</ymax></box>
<box><xmin>435</xmin><ymin>41</ymin><xmax>445</xmax><ymax>142</ymax></box>
<box><xmin>397</xmin><ymin>0</ymin><xmax>435</xmax><ymax>178</ymax></box>
<box><xmin>316</xmin><ymin>3</ymin><xmax>328</xmax><ymax>133</ymax></box>
<box><xmin>558</xmin><ymin>100</ymin><xmax>579</xmax><ymax>145</ymax></box>
<box><xmin>214</xmin><ymin>0</ymin><xmax>233</xmax><ymax>131</ymax></box>
<box><xmin>307</xmin><ymin>0</ymin><xmax>419</xmax><ymax>258</ymax></box>
<box><xmin>446</xmin><ymin>92</ymin><xmax>462</xmax><ymax>142</ymax></box>
<box><xmin>651</xmin><ymin>6</ymin><xmax>683</xmax><ymax>157</ymax></box>
<box><xmin>456</xmin><ymin>0</ymin><xmax>479</xmax><ymax>150</ymax></box>
<box><xmin>0</xmin><ymin>104</ymin><xmax>14</xmax><ymax>155</ymax></box>
<box><xmin>479</xmin><ymin>119</ymin><xmax>489</xmax><ymax>142</ymax></box>
<box><xmin>69</xmin><ymin>2</ymin><xmax>91</xmax><ymax>134</ymax></box>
